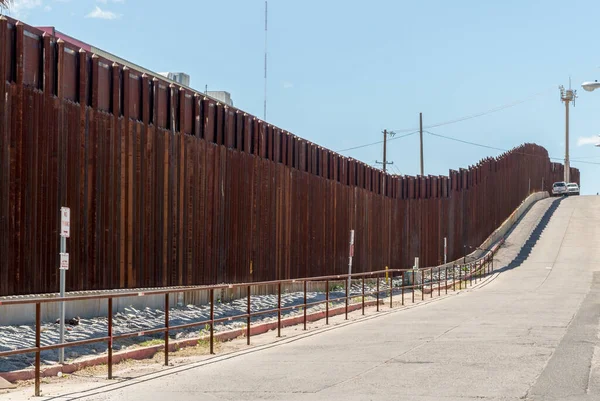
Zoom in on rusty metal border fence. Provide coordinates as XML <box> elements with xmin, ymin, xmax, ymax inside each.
<box><xmin>0</xmin><ymin>249</ymin><xmax>497</xmax><ymax>397</ymax></box>
<box><xmin>0</xmin><ymin>17</ymin><xmax>579</xmax><ymax>296</ymax></box>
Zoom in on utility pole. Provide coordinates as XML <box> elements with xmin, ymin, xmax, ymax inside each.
<box><xmin>559</xmin><ymin>83</ymin><xmax>576</xmax><ymax>183</ymax></box>
<box><xmin>376</xmin><ymin>129</ymin><xmax>395</xmax><ymax>173</ymax></box>
<box><xmin>419</xmin><ymin>112</ymin><xmax>424</xmax><ymax>176</ymax></box>
<box><xmin>376</xmin><ymin>129</ymin><xmax>395</xmax><ymax>196</ymax></box>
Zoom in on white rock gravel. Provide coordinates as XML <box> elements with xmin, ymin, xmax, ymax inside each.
<box><xmin>0</xmin><ymin>280</ymin><xmax>411</xmax><ymax>372</ymax></box>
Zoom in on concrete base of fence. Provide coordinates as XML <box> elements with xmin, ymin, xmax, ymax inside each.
<box><xmin>0</xmin><ymin>299</ymin><xmax>383</xmax><ymax>383</ymax></box>
<box><xmin>0</xmin><ymin>282</ymin><xmax>330</xmax><ymax>326</ymax></box>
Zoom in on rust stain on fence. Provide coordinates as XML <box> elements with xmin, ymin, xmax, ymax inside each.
<box><xmin>0</xmin><ymin>18</ymin><xmax>580</xmax><ymax>295</ymax></box>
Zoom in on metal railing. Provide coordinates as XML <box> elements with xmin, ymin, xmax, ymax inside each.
<box><xmin>0</xmin><ymin>247</ymin><xmax>499</xmax><ymax>396</ymax></box>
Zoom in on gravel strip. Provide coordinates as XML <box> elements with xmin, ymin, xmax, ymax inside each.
<box><xmin>0</xmin><ymin>280</ymin><xmax>409</xmax><ymax>372</ymax></box>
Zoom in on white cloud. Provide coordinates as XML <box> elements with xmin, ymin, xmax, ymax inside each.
<box><xmin>283</xmin><ymin>81</ymin><xmax>294</xmax><ymax>89</ymax></box>
<box><xmin>9</xmin><ymin>0</ymin><xmax>43</xmax><ymax>17</ymax></box>
<box><xmin>577</xmin><ymin>136</ymin><xmax>600</xmax><ymax>146</ymax></box>
<box><xmin>44</xmin><ymin>5</ymin><xmax>51</xmax><ymax>11</ymax></box>
<box><xmin>85</xmin><ymin>5</ymin><xmax>121</xmax><ymax>19</ymax></box>
<box><xmin>97</xmin><ymin>0</ymin><xmax>124</xmax><ymax>3</ymax></box>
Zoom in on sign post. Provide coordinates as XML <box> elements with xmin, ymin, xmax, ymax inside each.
<box><xmin>348</xmin><ymin>230</ymin><xmax>355</xmax><ymax>292</ymax></box>
<box><xmin>59</xmin><ymin>207</ymin><xmax>70</xmax><ymax>364</ymax></box>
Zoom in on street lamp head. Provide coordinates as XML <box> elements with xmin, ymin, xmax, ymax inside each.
<box><xmin>582</xmin><ymin>81</ymin><xmax>600</xmax><ymax>92</ymax></box>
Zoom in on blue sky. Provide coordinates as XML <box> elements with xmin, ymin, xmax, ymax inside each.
<box><xmin>9</xmin><ymin>0</ymin><xmax>600</xmax><ymax>194</ymax></box>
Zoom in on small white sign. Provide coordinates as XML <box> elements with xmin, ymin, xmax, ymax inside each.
<box><xmin>59</xmin><ymin>253</ymin><xmax>69</xmax><ymax>270</ymax></box>
<box><xmin>60</xmin><ymin>207</ymin><xmax>70</xmax><ymax>238</ymax></box>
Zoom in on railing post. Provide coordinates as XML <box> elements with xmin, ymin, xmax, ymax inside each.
<box><xmin>278</xmin><ymin>282</ymin><xmax>282</xmax><ymax>335</ymax></box>
<box><xmin>361</xmin><ymin>276</ymin><xmax>365</xmax><ymax>315</ymax></box>
<box><xmin>303</xmin><ymin>281</ymin><xmax>307</xmax><ymax>330</ymax></box>
<box><xmin>412</xmin><ymin>271</ymin><xmax>415</xmax><ymax>303</ymax></box>
<box><xmin>247</xmin><ymin>285</ymin><xmax>251</xmax><ymax>344</ymax></box>
<box><xmin>326</xmin><ymin>280</ymin><xmax>330</xmax><ymax>324</ymax></box>
<box><xmin>430</xmin><ymin>269</ymin><xmax>433</xmax><ymax>299</ymax></box>
<box><xmin>209</xmin><ymin>288</ymin><xmax>214</xmax><ymax>354</ymax></box>
<box><xmin>401</xmin><ymin>272</ymin><xmax>404</xmax><ymax>305</ymax></box>
<box><xmin>108</xmin><ymin>298</ymin><xmax>113</xmax><ymax>379</ymax></box>
<box><xmin>376</xmin><ymin>273</ymin><xmax>380</xmax><ymax>312</ymax></box>
<box><xmin>389</xmin><ymin>271</ymin><xmax>393</xmax><ymax>309</ymax></box>
<box><xmin>421</xmin><ymin>270</ymin><xmax>424</xmax><ymax>301</ymax></box>
<box><xmin>35</xmin><ymin>303</ymin><xmax>40</xmax><ymax>397</ymax></box>
<box><xmin>345</xmin><ymin>276</ymin><xmax>349</xmax><ymax>320</ymax></box>
<box><xmin>445</xmin><ymin>266</ymin><xmax>448</xmax><ymax>294</ymax></box>
<box><xmin>164</xmin><ymin>293</ymin><xmax>169</xmax><ymax>366</ymax></box>
<box><xmin>470</xmin><ymin>263</ymin><xmax>473</xmax><ymax>286</ymax></box>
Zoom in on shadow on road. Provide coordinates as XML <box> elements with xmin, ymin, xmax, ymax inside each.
<box><xmin>495</xmin><ymin>196</ymin><xmax>564</xmax><ymax>274</ymax></box>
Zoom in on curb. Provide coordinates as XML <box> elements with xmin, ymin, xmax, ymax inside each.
<box><xmin>0</xmin><ymin>299</ymin><xmax>382</xmax><ymax>383</ymax></box>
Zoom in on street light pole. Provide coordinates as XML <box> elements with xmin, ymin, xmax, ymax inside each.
<box><xmin>559</xmin><ymin>85</ymin><xmax>576</xmax><ymax>183</ymax></box>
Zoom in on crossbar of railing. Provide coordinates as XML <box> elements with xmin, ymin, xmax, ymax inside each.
<box><xmin>0</xmin><ymin>246</ymin><xmax>500</xmax><ymax>396</ymax></box>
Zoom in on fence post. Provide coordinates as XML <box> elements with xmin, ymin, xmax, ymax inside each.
<box><xmin>35</xmin><ymin>303</ymin><xmax>41</xmax><ymax>397</ymax></box>
<box><xmin>376</xmin><ymin>273</ymin><xmax>380</xmax><ymax>312</ymax></box>
<box><xmin>389</xmin><ymin>271</ymin><xmax>393</xmax><ymax>309</ymax></box>
<box><xmin>412</xmin><ymin>270</ymin><xmax>415</xmax><ymax>303</ymax></box>
<box><xmin>209</xmin><ymin>288</ymin><xmax>214</xmax><ymax>354</ymax></box>
<box><xmin>247</xmin><ymin>285</ymin><xmax>251</xmax><ymax>344</ymax></box>
<box><xmin>278</xmin><ymin>282</ymin><xmax>282</xmax><ymax>336</ymax></box>
<box><xmin>445</xmin><ymin>266</ymin><xmax>448</xmax><ymax>294</ymax></box>
<box><xmin>324</xmin><ymin>280</ymin><xmax>329</xmax><ymax>324</ymax></box>
<box><xmin>361</xmin><ymin>276</ymin><xmax>365</xmax><ymax>315</ymax></box>
<box><xmin>470</xmin><ymin>263</ymin><xmax>473</xmax><ymax>286</ymax></box>
<box><xmin>345</xmin><ymin>276</ymin><xmax>349</xmax><ymax>320</ymax></box>
<box><xmin>421</xmin><ymin>269</ymin><xmax>424</xmax><ymax>301</ymax></box>
<box><xmin>438</xmin><ymin>267</ymin><xmax>441</xmax><ymax>296</ymax></box>
<box><xmin>108</xmin><ymin>298</ymin><xmax>113</xmax><ymax>379</ymax></box>
<box><xmin>430</xmin><ymin>269</ymin><xmax>433</xmax><ymax>299</ymax></box>
<box><xmin>303</xmin><ymin>281</ymin><xmax>307</xmax><ymax>330</ymax></box>
<box><xmin>164</xmin><ymin>293</ymin><xmax>169</xmax><ymax>366</ymax></box>
<box><xmin>401</xmin><ymin>272</ymin><xmax>404</xmax><ymax>305</ymax></box>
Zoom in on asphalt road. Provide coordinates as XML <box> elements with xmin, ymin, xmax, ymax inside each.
<box><xmin>7</xmin><ymin>195</ymin><xmax>600</xmax><ymax>401</ymax></box>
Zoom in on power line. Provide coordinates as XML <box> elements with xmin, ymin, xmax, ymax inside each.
<box><xmin>390</xmin><ymin>164</ymin><xmax>403</xmax><ymax>175</ymax></box>
<box><xmin>571</xmin><ymin>155</ymin><xmax>600</xmax><ymax>160</ymax></box>
<box><xmin>336</xmin><ymin>87</ymin><xmax>553</xmax><ymax>154</ymax></box>
<box><xmin>389</xmin><ymin>87</ymin><xmax>554</xmax><ymax>133</ymax></box>
<box><xmin>424</xmin><ymin>130</ymin><xmax>600</xmax><ymax>166</ymax></box>
<box><xmin>335</xmin><ymin>131</ymin><xmax>418</xmax><ymax>153</ymax></box>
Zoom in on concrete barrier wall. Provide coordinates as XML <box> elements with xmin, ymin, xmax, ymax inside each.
<box><xmin>478</xmin><ymin>191</ymin><xmax>549</xmax><ymax>252</ymax></box>
<box><xmin>0</xmin><ymin>281</ymin><xmax>344</xmax><ymax>326</ymax></box>
<box><xmin>452</xmin><ymin>191</ymin><xmax>549</xmax><ymax>265</ymax></box>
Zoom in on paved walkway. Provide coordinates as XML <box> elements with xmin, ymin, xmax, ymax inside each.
<box><xmin>6</xmin><ymin>195</ymin><xmax>600</xmax><ymax>401</ymax></box>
